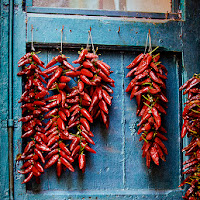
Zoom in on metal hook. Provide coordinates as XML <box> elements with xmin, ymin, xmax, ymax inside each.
<box><xmin>118</xmin><ymin>26</ymin><xmax>120</xmax><ymax>33</ymax></box>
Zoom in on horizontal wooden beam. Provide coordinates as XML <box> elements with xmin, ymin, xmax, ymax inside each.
<box><xmin>27</xmin><ymin>14</ymin><xmax>183</xmax><ymax>52</ymax></box>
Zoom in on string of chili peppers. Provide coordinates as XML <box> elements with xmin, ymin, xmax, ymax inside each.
<box><xmin>17</xmin><ymin>40</ymin><xmax>114</xmax><ymax>182</ymax></box>
<box><xmin>126</xmin><ymin>46</ymin><xmax>168</xmax><ymax>168</ymax></box>
<box><xmin>17</xmin><ymin>52</ymin><xmax>50</xmax><ymax>184</ymax></box>
<box><xmin>65</xmin><ymin>48</ymin><xmax>115</xmax><ymax>172</ymax></box>
<box><xmin>179</xmin><ymin>74</ymin><xmax>200</xmax><ymax>200</ymax></box>
<box><xmin>42</xmin><ymin>54</ymin><xmax>76</xmax><ymax>176</ymax></box>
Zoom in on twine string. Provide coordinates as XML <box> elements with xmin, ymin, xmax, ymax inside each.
<box><xmin>144</xmin><ymin>32</ymin><xmax>149</xmax><ymax>54</ymax></box>
<box><xmin>60</xmin><ymin>26</ymin><xmax>64</xmax><ymax>54</ymax></box>
<box><xmin>31</xmin><ymin>25</ymin><xmax>35</xmax><ymax>52</ymax></box>
<box><xmin>86</xmin><ymin>30</ymin><xmax>96</xmax><ymax>54</ymax></box>
<box><xmin>148</xmin><ymin>30</ymin><xmax>152</xmax><ymax>53</ymax></box>
<box><xmin>144</xmin><ymin>30</ymin><xmax>152</xmax><ymax>54</ymax></box>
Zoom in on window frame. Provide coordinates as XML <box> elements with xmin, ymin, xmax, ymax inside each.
<box><xmin>26</xmin><ymin>0</ymin><xmax>182</xmax><ymax>20</ymax></box>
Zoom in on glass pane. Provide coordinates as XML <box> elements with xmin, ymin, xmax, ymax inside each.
<box><xmin>32</xmin><ymin>0</ymin><xmax>171</xmax><ymax>13</ymax></box>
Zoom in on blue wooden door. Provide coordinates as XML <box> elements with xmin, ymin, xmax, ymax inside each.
<box><xmin>1</xmin><ymin>0</ymin><xmax>200</xmax><ymax>199</ymax></box>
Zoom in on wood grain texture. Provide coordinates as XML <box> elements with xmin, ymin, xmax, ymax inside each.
<box><xmin>2</xmin><ymin>0</ymin><xmax>200</xmax><ymax>199</ymax></box>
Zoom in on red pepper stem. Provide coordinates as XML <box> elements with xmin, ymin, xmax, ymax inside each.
<box><xmin>141</xmin><ymin>132</ymin><xmax>147</xmax><ymax>137</ymax></box>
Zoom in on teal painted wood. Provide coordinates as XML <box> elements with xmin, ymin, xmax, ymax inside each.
<box><xmin>26</xmin><ymin>14</ymin><xmax>183</xmax><ymax>52</ymax></box>
<box><xmin>12</xmin><ymin>1</ymin><xmax>27</xmax><ymax>200</ymax></box>
<box><xmin>0</xmin><ymin>0</ymin><xmax>11</xmax><ymax>199</ymax></box>
<box><xmin>13</xmin><ymin>49</ymin><xmax>184</xmax><ymax>199</ymax></box>
<box><xmin>15</xmin><ymin>190</ymin><xmax>184</xmax><ymax>200</ymax></box>
<box><xmin>26</xmin><ymin>0</ymin><xmax>33</xmax><ymax>7</ymax></box>
<box><xmin>2</xmin><ymin>0</ymin><xmax>200</xmax><ymax>199</ymax></box>
<box><xmin>182</xmin><ymin>1</ymin><xmax>200</xmax><ymax>78</ymax></box>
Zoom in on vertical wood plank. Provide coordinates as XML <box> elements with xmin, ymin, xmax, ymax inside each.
<box><xmin>12</xmin><ymin>0</ymin><xmax>27</xmax><ymax>199</ymax></box>
<box><xmin>0</xmin><ymin>0</ymin><xmax>10</xmax><ymax>199</ymax></box>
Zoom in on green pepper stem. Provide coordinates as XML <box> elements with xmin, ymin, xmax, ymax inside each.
<box><xmin>141</xmin><ymin>135</ymin><xmax>148</xmax><ymax>143</ymax></box>
<box><xmin>149</xmin><ymin>46</ymin><xmax>159</xmax><ymax>55</ymax></box>
<box><xmin>143</xmin><ymin>102</ymin><xmax>152</xmax><ymax>109</ymax></box>
<box><xmin>191</xmin><ymin>108</ymin><xmax>200</xmax><ymax>114</ymax></box>
<box><xmin>142</xmin><ymin>95</ymin><xmax>151</xmax><ymax>102</ymax></box>
<box><xmin>152</xmin><ymin>53</ymin><xmax>160</xmax><ymax>59</ymax></box>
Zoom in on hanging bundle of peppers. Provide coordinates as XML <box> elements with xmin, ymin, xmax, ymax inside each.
<box><xmin>43</xmin><ymin>49</ymin><xmax>114</xmax><ymax>174</ymax></box>
<box><xmin>179</xmin><ymin>74</ymin><xmax>200</xmax><ymax>200</ymax></box>
<box><xmin>126</xmin><ymin>48</ymin><xmax>168</xmax><ymax>168</ymax></box>
<box><xmin>72</xmin><ymin>48</ymin><xmax>115</xmax><ymax>127</ymax></box>
<box><xmin>64</xmin><ymin>48</ymin><xmax>115</xmax><ymax>171</ymax></box>
<box><xmin>17</xmin><ymin>52</ymin><xmax>50</xmax><ymax>184</ymax></box>
<box><xmin>17</xmin><ymin>28</ymin><xmax>115</xmax><ymax>182</ymax></box>
<box><xmin>42</xmin><ymin>54</ymin><xmax>75</xmax><ymax>176</ymax></box>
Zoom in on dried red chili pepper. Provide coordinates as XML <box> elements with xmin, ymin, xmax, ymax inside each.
<box><xmin>70</xmin><ymin>137</ymin><xmax>80</xmax><ymax>151</ymax></box>
<box><xmin>81</xmin><ymin>141</ymin><xmax>96</xmax><ymax>154</ymax></box>
<box><xmin>21</xmin><ymin>172</ymin><xmax>34</xmax><ymax>184</ymax></box>
<box><xmin>46</xmin><ymin>67</ymin><xmax>63</xmax><ymax>89</ymax></box>
<box><xmin>73</xmin><ymin>49</ymin><xmax>88</xmax><ymax>64</ymax></box>
<box><xmin>44</xmin><ymin>154</ymin><xmax>59</xmax><ymax>169</ymax></box>
<box><xmin>150</xmin><ymin>146</ymin><xmax>159</xmax><ymax>166</ymax></box>
<box><xmin>56</xmin><ymin>160</ymin><xmax>62</xmax><ymax>177</ymax></box>
<box><xmin>59</xmin><ymin>142</ymin><xmax>71</xmax><ymax>155</ymax></box>
<box><xmin>60</xmin><ymin>157</ymin><xmax>74</xmax><ymax>172</ymax></box>
<box><xmin>78</xmin><ymin>154</ymin><xmax>86</xmax><ymax>170</ymax></box>
<box><xmin>80</xmin><ymin>108</ymin><xmax>93</xmax><ymax>123</ymax></box>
